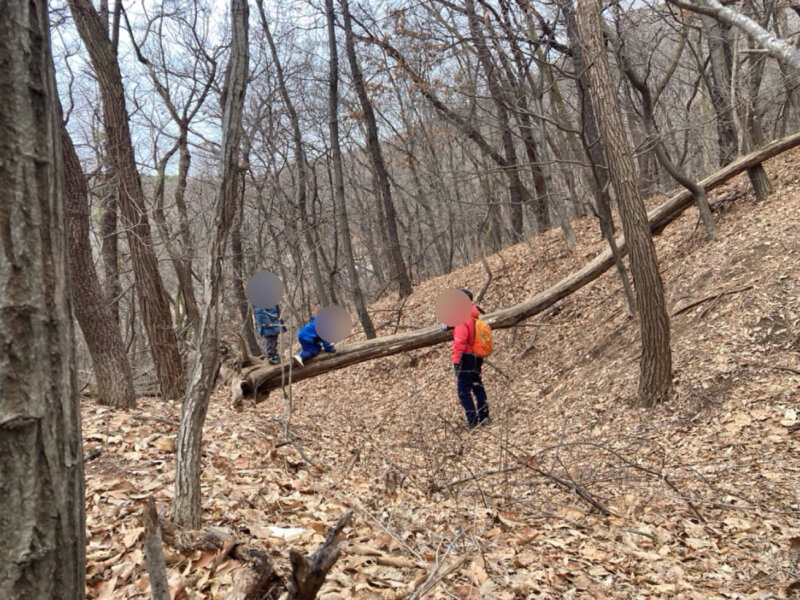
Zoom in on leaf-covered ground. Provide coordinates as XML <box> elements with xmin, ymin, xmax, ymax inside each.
<box><xmin>83</xmin><ymin>150</ymin><xmax>799</xmax><ymax>599</ymax></box>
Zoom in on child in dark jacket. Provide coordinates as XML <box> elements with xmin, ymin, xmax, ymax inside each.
<box><xmin>293</xmin><ymin>314</ymin><xmax>336</xmax><ymax>366</ymax></box>
<box><xmin>253</xmin><ymin>304</ymin><xmax>286</xmax><ymax>364</ymax></box>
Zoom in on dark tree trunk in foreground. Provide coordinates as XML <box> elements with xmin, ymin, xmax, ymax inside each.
<box><xmin>326</xmin><ymin>0</ymin><xmax>375</xmax><ymax>338</ymax></box>
<box><xmin>0</xmin><ymin>1</ymin><xmax>85</xmax><ymax>595</ymax></box>
<box><xmin>340</xmin><ymin>0</ymin><xmax>412</xmax><ymax>297</ymax></box>
<box><xmin>576</xmin><ymin>0</ymin><xmax>672</xmax><ymax>406</ymax></box>
<box><xmin>172</xmin><ymin>0</ymin><xmax>249</xmax><ymax>528</ymax></box>
<box><xmin>62</xmin><ymin>121</ymin><xmax>136</xmax><ymax>408</ymax></box>
<box><xmin>68</xmin><ymin>0</ymin><xmax>185</xmax><ymax>400</ymax></box>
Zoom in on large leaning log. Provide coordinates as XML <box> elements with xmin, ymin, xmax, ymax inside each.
<box><xmin>231</xmin><ymin>131</ymin><xmax>800</xmax><ymax>407</ymax></box>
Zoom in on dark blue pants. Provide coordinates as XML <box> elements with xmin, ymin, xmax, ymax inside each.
<box><xmin>456</xmin><ymin>354</ymin><xmax>489</xmax><ymax>426</ymax></box>
<box><xmin>261</xmin><ymin>333</ymin><xmax>278</xmax><ymax>358</ymax></box>
<box><xmin>297</xmin><ymin>337</ymin><xmax>321</xmax><ymax>361</ymax></box>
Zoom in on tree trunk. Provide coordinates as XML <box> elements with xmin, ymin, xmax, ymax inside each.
<box><xmin>326</xmin><ymin>0</ymin><xmax>375</xmax><ymax>337</ymax></box>
<box><xmin>353</xmin><ymin>182</ymin><xmax>386</xmax><ymax>286</ymax></box>
<box><xmin>742</xmin><ymin>30</ymin><xmax>772</xmax><ymax>201</ymax></box>
<box><xmin>0</xmin><ymin>1</ymin><xmax>85</xmax><ymax>595</ymax></box>
<box><xmin>68</xmin><ymin>0</ymin><xmax>185</xmax><ymax>400</ymax></box>
<box><xmin>232</xmin><ymin>193</ymin><xmax>262</xmax><ymax>356</ymax></box>
<box><xmin>704</xmin><ymin>19</ymin><xmax>739</xmax><ymax>166</ymax></box>
<box><xmin>576</xmin><ymin>0</ymin><xmax>673</xmax><ymax>406</ymax></box>
<box><xmin>558</xmin><ymin>0</ymin><xmax>637</xmax><ymax>315</ymax></box>
<box><xmin>776</xmin><ymin>7</ymin><xmax>800</xmax><ymax>132</ymax></box>
<box><xmin>174</xmin><ymin>131</ymin><xmax>200</xmax><ymax>329</ymax></box>
<box><xmin>491</xmin><ymin>0</ymin><xmax>554</xmax><ymax>233</ymax></box>
<box><xmin>151</xmin><ymin>132</ymin><xmax>200</xmax><ymax>338</ymax></box>
<box><xmin>100</xmin><ymin>174</ymin><xmax>121</xmax><ymax>325</ymax></box>
<box><xmin>340</xmin><ymin>0</ymin><xmax>412</xmax><ymax>297</ymax></box>
<box><xmin>172</xmin><ymin>0</ymin><xmax>249</xmax><ymax>528</ymax></box>
<box><xmin>151</xmin><ymin>140</ymin><xmax>199</xmax><ymax>339</ymax></box>
<box><xmin>62</xmin><ymin>121</ymin><xmax>136</xmax><ymax>408</ymax></box>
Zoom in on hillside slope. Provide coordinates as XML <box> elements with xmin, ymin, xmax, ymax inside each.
<box><xmin>83</xmin><ymin>149</ymin><xmax>799</xmax><ymax>599</ymax></box>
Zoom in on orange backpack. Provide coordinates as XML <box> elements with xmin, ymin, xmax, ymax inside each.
<box><xmin>471</xmin><ymin>315</ymin><xmax>493</xmax><ymax>358</ymax></box>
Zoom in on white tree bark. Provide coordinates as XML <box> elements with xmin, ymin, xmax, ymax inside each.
<box><xmin>667</xmin><ymin>0</ymin><xmax>800</xmax><ymax>72</ymax></box>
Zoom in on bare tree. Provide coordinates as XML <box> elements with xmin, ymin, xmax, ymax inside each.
<box><xmin>556</xmin><ymin>0</ymin><xmax>637</xmax><ymax>315</ymax></box>
<box><xmin>340</xmin><ymin>0</ymin><xmax>412</xmax><ymax>298</ymax></box>
<box><xmin>667</xmin><ymin>0</ymin><xmax>800</xmax><ymax>70</ymax></box>
<box><xmin>0</xmin><ymin>0</ymin><xmax>85</xmax><ymax>594</ymax></box>
<box><xmin>172</xmin><ymin>0</ymin><xmax>249</xmax><ymax>528</ymax></box>
<box><xmin>124</xmin><ymin>2</ymin><xmax>222</xmax><ymax>338</ymax></box>
<box><xmin>62</xmin><ymin>120</ymin><xmax>136</xmax><ymax>408</ymax></box>
<box><xmin>464</xmin><ymin>0</ymin><xmax>528</xmax><ymax>240</ymax></box>
<box><xmin>68</xmin><ymin>0</ymin><xmax>185</xmax><ymax>400</ymax></box>
<box><xmin>325</xmin><ymin>0</ymin><xmax>376</xmax><ymax>337</ymax></box>
<box><xmin>255</xmin><ymin>0</ymin><xmax>331</xmax><ymax>306</ymax></box>
<box><xmin>576</xmin><ymin>0</ymin><xmax>673</xmax><ymax>406</ymax></box>
<box><xmin>609</xmin><ymin>23</ymin><xmax>716</xmax><ymax>238</ymax></box>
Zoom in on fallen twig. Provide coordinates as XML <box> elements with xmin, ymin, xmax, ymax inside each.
<box><xmin>516</xmin><ymin>328</ymin><xmax>538</xmax><ymax>360</ymax></box>
<box><xmin>671</xmin><ymin>284</ymin><xmax>753</xmax><ymax>316</ymax></box>
<box><xmin>287</xmin><ymin>511</ymin><xmax>353</xmax><ymax>600</ymax></box>
<box><xmin>482</xmin><ymin>358</ymin><xmax>512</xmax><ymax>380</ymax></box>
<box><xmin>132</xmin><ymin>414</ymin><xmax>179</xmax><ymax>427</ymax></box>
<box><xmin>406</xmin><ymin>553</ymin><xmax>469</xmax><ymax>600</ymax></box>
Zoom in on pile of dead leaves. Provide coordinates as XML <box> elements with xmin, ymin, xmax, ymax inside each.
<box><xmin>83</xmin><ymin>149</ymin><xmax>799</xmax><ymax>599</ymax></box>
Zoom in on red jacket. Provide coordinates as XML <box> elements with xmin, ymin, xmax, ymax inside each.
<box><xmin>451</xmin><ymin>304</ymin><xmax>479</xmax><ymax>364</ymax></box>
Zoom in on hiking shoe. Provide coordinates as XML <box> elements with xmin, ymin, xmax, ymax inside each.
<box><xmin>292</xmin><ymin>354</ymin><xmax>304</xmax><ymax>367</ymax></box>
<box><xmin>268</xmin><ymin>355</ymin><xmax>281</xmax><ymax>365</ymax></box>
<box><xmin>480</xmin><ymin>417</ymin><xmax>492</xmax><ymax>427</ymax></box>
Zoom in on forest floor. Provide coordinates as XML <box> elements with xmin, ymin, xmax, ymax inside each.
<box><xmin>83</xmin><ymin>149</ymin><xmax>799</xmax><ymax>599</ymax></box>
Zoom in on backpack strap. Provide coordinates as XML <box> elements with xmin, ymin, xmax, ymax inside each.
<box><xmin>468</xmin><ymin>315</ymin><xmax>477</xmax><ymax>352</ymax></box>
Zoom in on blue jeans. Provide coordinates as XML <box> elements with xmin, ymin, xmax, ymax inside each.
<box><xmin>456</xmin><ymin>354</ymin><xmax>488</xmax><ymax>426</ymax></box>
<box><xmin>261</xmin><ymin>333</ymin><xmax>278</xmax><ymax>358</ymax></box>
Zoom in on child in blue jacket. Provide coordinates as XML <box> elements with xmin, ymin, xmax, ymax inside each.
<box><xmin>293</xmin><ymin>314</ymin><xmax>336</xmax><ymax>366</ymax></box>
<box><xmin>253</xmin><ymin>304</ymin><xmax>286</xmax><ymax>364</ymax></box>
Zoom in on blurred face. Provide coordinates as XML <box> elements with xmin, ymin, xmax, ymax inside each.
<box><xmin>246</xmin><ymin>270</ymin><xmax>282</xmax><ymax>308</ymax></box>
<box><xmin>315</xmin><ymin>305</ymin><xmax>352</xmax><ymax>343</ymax></box>
<box><xmin>435</xmin><ymin>288</ymin><xmax>472</xmax><ymax>327</ymax></box>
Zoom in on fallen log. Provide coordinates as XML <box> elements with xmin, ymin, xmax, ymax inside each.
<box><xmin>231</xmin><ymin>131</ymin><xmax>800</xmax><ymax>406</ymax></box>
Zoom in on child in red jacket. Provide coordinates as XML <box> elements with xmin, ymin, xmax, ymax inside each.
<box><xmin>451</xmin><ymin>287</ymin><xmax>490</xmax><ymax>428</ymax></box>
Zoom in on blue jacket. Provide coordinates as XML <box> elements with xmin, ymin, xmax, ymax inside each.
<box><xmin>253</xmin><ymin>305</ymin><xmax>285</xmax><ymax>337</ymax></box>
<box><xmin>298</xmin><ymin>315</ymin><xmax>334</xmax><ymax>351</ymax></box>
